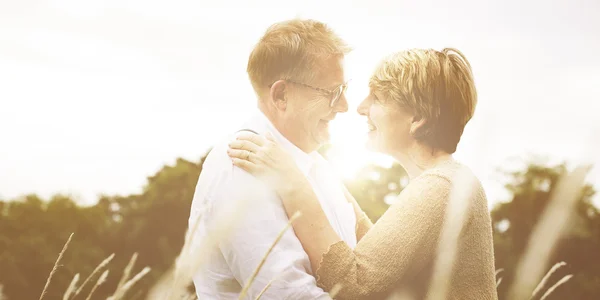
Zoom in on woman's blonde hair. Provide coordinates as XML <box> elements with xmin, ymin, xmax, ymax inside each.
<box><xmin>247</xmin><ymin>19</ymin><xmax>351</xmax><ymax>98</ymax></box>
<box><xmin>369</xmin><ymin>48</ymin><xmax>477</xmax><ymax>153</ymax></box>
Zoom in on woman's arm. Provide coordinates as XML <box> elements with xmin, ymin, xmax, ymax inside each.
<box><xmin>342</xmin><ymin>185</ymin><xmax>373</xmax><ymax>242</ymax></box>
<box><xmin>275</xmin><ymin>172</ymin><xmax>454</xmax><ymax>298</ymax></box>
<box><xmin>227</xmin><ymin>132</ymin><xmax>345</xmax><ymax>273</ymax></box>
<box><xmin>227</xmin><ymin>133</ymin><xmax>454</xmax><ymax>298</ymax></box>
<box><xmin>278</xmin><ymin>179</ymin><xmax>344</xmax><ymax>274</ymax></box>
<box><xmin>313</xmin><ymin>174</ymin><xmax>453</xmax><ymax>298</ymax></box>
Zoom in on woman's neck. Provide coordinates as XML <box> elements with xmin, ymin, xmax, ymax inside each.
<box><xmin>392</xmin><ymin>144</ymin><xmax>453</xmax><ymax>179</ymax></box>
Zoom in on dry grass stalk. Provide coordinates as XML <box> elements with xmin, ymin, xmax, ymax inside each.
<box><xmin>328</xmin><ymin>283</ymin><xmax>343</xmax><ymax>299</ymax></box>
<box><xmin>182</xmin><ymin>292</ymin><xmax>197</xmax><ymax>300</ymax></box>
<box><xmin>165</xmin><ymin>203</ymin><xmax>227</xmax><ymax>299</ymax></box>
<box><xmin>74</xmin><ymin>253</ymin><xmax>115</xmax><ymax>297</ymax></box>
<box><xmin>0</xmin><ymin>284</ymin><xmax>7</xmax><ymax>300</ymax></box>
<box><xmin>238</xmin><ymin>211</ymin><xmax>302</xmax><ymax>300</ymax></box>
<box><xmin>539</xmin><ymin>274</ymin><xmax>573</xmax><ymax>300</ymax></box>
<box><xmin>84</xmin><ymin>270</ymin><xmax>109</xmax><ymax>300</ymax></box>
<box><xmin>385</xmin><ymin>289</ymin><xmax>417</xmax><ymax>300</ymax></box>
<box><xmin>39</xmin><ymin>232</ymin><xmax>74</xmax><ymax>300</ymax></box>
<box><xmin>108</xmin><ymin>266</ymin><xmax>151</xmax><ymax>300</ymax></box>
<box><xmin>169</xmin><ymin>205</ymin><xmax>207</xmax><ymax>297</ymax></box>
<box><xmin>116</xmin><ymin>252</ymin><xmax>138</xmax><ymax>291</ymax></box>
<box><xmin>148</xmin><ymin>186</ymin><xmax>280</xmax><ymax>299</ymax></box>
<box><xmin>507</xmin><ymin>165</ymin><xmax>590</xmax><ymax>300</ymax></box>
<box><xmin>426</xmin><ymin>169</ymin><xmax>476</xmax><ymax>300</ymax></box>
<box><xmin>145</xmin><ymin>267</ymin><xmax>178</xmax><ymax>300</ymax></box>
<box><xmin>495</xmin><ymin>268</ymin><xmax>504</xmax><ymax>277</ymax></box>
<box><xmin>149</xmin><ymin>195</ymin><xmax>257</xmax><ymax>299</ymax></box>
<box><xmin>255</xmin><ymin>275</ymin><xmax>279</xmax><ymax>300</ymax></box>
<box><xmin>181</xmin><ymin>206</ymin><xmax>205</xmax><ymax>256</ymax></box>
<box><xmin>530</xmin><ymin>261</ymin><xmax>567</xmax><ymax>299</ymax></box>
<box><xmin>62</xmin><ymin>273</ymin><xmax>80</xmax><ymax>300</ymax></box>
<box><xmin>495</xmin><ymin>268</ymin><xmax>505</xmax><ymax>288</ymax></box>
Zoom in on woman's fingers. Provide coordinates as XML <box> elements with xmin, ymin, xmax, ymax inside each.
<box><xmin>265</xmin><ymin>131</ymin><xmax>276</xmax><ymax>142</ymax></box>
<box><xmin>231</xmin><ymin>158</ymin><xmax>258</xmax><ymax>174</ymax></box>
<box><xmin>227</xmin><ymin>149</ymin><xmax>255</xmax><ymax>162</ymax></box>
<box><xmin>236</xmin><ymin>132</ymin><xmax>267</xmax><ymax>147</ymax></box>
<box><xmin>229</xmin><ymin>139</ymin><xmax>261</xmax><ymax>154</ymax></box>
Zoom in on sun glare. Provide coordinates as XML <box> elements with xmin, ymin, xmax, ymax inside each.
<box><xmin>325</xmin><ymin>55</ymin><xmax>396</xmax><ymax>179</ymax></box>
<box><xmin>327</xmin><ymin>80</ymin><xmax>394</xmax><ymax>179</ymax></box>
<box><xmin>327</xmin><ymin>122</ymin><xmax>394</xmax><ymax>180</ymax></box>
<box><xmin>328</xmin><ymin>114</ymin><xmax>371</xmax><ymax>179</ymax></box>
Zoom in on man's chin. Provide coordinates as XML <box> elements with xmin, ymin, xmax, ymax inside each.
<box><xmin>316</xmin><ymin>137</ymin><xmax>330</xmax><ymax>147</ymax></box>
<box><xmin>313</xmin><ymin>133</ymin><xmax>330</xmax><ymax>149</ymax></box>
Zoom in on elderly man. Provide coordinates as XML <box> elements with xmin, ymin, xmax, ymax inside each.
<box><xmin>188</xmin><ymin>19</ymin><xmax>357</xmax><ymax>299</ymax></box>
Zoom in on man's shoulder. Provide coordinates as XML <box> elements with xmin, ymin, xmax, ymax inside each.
<box><xmin>202</xmin><ymin>137</ymin><xmax>234</xmax><ymax>169</ymax></box>
<box><xmin>202</xmin><ymin>114</ymin><xmax>265</xmax><ymax>166</ymax></box>
<box><xmin>198</xmin><ymin>134</ymin><xmax>276</xmax><ymax>200</ymax></box>
<box><xmin>202</xmin><ymin>133</ymin><xmax>261</xmax><ymax>174</ymax></box>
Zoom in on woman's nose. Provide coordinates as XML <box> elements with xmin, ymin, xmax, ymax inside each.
<box><xmin>357</xmin><ymin>97</ymin><xmax>369</xmax><ymax>116</ymax></box>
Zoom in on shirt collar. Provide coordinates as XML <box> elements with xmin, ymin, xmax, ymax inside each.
<box><xmin>248</xmin><ymin>111</ymin><xmax>316</xmax><ymax>176</ymax></box>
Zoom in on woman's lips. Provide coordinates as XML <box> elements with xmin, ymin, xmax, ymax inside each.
<box><xmin>368</xmin><ymin>122</ymin><xmax>376</xmax><ymax>131</ymax></box>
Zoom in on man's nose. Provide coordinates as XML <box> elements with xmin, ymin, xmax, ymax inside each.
<box><xmin>333</xmin><ymin>94</ymin><xmax>349</xmax><ymax>113</ymax></box>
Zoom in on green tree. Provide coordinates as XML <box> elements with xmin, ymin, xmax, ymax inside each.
<box><xmin>0</xmin><ymin>194</ymin><xmax>115</xmax><ymax>299</ymax></box>
<box><xmin>107</xmin><ymin>155</ymin><xmax>207</xmax><ymax>298</ymax></box>
<box><xmin>492</xmin><ymin>162</ymin><xmax>600</xmax><ymax>300</ymax></box>
<box><xmin>0</xmin><ymin>153</ymin><xmax>209</xmax><ymax>300</ymax></box>
<box><xmin>345</xmin><ymin>162</ymin><xmax>408</xmax><ymax>221</ymax></box>
<box><xmin>2</xmin><ymin>152</ymin><xmax>599</xmax><ymax>299</ymax></box>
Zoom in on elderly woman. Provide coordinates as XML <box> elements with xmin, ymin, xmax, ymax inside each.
<box><xmin>228</xmin><ymin>48</ymin><xmax>498</xmax><ymax>299</ymax></box>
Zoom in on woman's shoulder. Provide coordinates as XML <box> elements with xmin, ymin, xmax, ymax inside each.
<box><xmin>421</xmin><ymin>159</ymin><xmax>481</xmax><ymax>185</ymax></box>
<box><xmin>421</xmin><ymin>159</ymin><xmax>470</xmax><ymax>178</ymax></box>
<box><xmin>410</xmin><ymin>160</ymin><xmax>487</xmax><ymax>203</ymax></box>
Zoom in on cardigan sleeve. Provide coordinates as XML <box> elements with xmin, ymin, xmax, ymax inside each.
<box><xmin>315</xmin><ymin>174</ymin><xmax>453</xmax><ymax>299</ymax></box>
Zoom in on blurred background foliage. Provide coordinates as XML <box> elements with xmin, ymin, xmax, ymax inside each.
<box><xmin>0</xmin><ymin>150</ymin><xmax>598</xmax><ymax>299</ymax></box>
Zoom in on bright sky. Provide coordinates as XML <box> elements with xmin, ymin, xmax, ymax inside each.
<box><xmin>1</xmin><ymin>0</ymin><xmax>599</xmax><ymax>208</ymax></box>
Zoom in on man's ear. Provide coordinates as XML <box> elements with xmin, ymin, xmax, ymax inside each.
<box><xmin>269</xmin><ymin>80</ymin><xmax>287</xmax><ymax>111</ymax></box>
<box><xmin>410</xmin><ymin>116</ymin><xmax>429</xmax><ymax>138</ymax></box>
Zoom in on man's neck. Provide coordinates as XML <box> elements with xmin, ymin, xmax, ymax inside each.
<box><xmin>259</xmin><ymin>108</ymin><xmax>316</xmax><ymax>154</ymax></box>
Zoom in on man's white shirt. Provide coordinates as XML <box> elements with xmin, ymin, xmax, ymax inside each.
<box><xmin>188</xmin><ymin>111</ymin><xmax>357</xmax><ymax>299</ymax></box>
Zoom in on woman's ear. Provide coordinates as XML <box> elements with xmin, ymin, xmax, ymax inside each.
<box><xmin>410</xmin><ymin>116</ymin><xmax>429</xmax><ymax>138</ymax></box>
<box><xmin>269</xmin><ymin>80</ymin><xmax>287</xmax><ymax>111</ymax></box>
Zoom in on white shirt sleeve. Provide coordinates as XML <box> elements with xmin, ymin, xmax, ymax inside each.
<box><xmin>208</xmin><ymin>163</ymin><xmax>332</xmax><ymax>300</ymax></box>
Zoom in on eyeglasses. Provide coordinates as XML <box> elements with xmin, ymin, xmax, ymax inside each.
<box><xmin>270</xmin><ymin>79</ymin><xmax>349</xmax><ymax>107</ymax></box>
